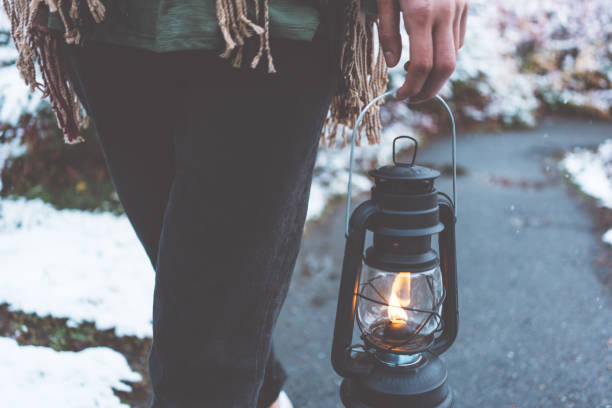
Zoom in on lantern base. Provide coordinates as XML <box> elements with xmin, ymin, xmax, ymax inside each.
<box><xmin>339</xmin><ymin>353</ymin><xmax>453</xmax><ymax>408</ymax></box>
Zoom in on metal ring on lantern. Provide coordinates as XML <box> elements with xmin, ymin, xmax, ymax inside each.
<box><xmin>343</xmin><ymin>89</ymin><xmax>457</xmax><ymax>238</ymax></box>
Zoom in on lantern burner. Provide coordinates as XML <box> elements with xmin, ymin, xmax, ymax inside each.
<box><xmin>375</xmin><ymin>351</ymin><xmax>423</xmax><ymax>368</ymax></box>
<box><xmin>370</xmin><ymin>319</ymin><xmax>434</xmax><ymax>349</ymax></box>
<box><xmin>355</xmin><ymin>271</ymin><xmax>445</xmax><ymax>355</ymax></box>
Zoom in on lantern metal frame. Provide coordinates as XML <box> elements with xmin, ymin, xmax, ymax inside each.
<box><xmin>330</xmin><ymin>89</ymin><xmax>459</xmax><ymax>408</ymax></box>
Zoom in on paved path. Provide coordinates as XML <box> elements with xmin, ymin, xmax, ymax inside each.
<box><xmin>275</xmin><ymin>118</ymin><xmax>612</xmax><ymax>408</ymax></box>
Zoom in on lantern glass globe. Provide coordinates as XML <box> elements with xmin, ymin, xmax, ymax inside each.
<box><xmin>357</xmin><ymin>264</ymin><xmax>444</xmax><ymax>354</ymax></box>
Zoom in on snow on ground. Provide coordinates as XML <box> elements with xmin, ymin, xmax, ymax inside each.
<box><xmin>0</xmin><ymin>337</ymin><xmax>141</xmax><ymax>408</ymax></box>
<box><xmin>0</xmin><ymin>197</ymin><xmax>154</xmax><ymax>337</ymax></box>
<box><xmin>560</xmin><ymin>140</ymin><xmax>612</xmax><ymax>209</ymax></box>
<box><xmin>560</xmin><ymin>139</ymin><xmax>612</xmax><ymax>246</ymax></box>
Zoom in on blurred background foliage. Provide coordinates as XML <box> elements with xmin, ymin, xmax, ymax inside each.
<box><xmin>1</xmin><ymin>106</ymin><xmax>122</xmax><ymax>214</ymax></box>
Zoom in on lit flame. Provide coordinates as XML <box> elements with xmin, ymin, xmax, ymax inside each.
<box><xmin>387</xmin><ymin>273</ymin><xmax>412</xmax><ymax>323</ymax></box>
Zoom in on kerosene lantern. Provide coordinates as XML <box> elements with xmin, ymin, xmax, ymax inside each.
<box><xmin>331</xmin><ymin>91</ymin><xmax>459</xmax><ymax>408</ymax></box>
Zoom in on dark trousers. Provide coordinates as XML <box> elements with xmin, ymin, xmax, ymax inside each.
<box><xmin>60</xmin><ymin>26</ymin><xmax>334</xmax><ymax>407</ymax></box>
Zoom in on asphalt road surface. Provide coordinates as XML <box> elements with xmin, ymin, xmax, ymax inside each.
<box><xmin>275</xmin><ymin>118</ymin><xmax>612</xmax><ymax>408</ymax></box>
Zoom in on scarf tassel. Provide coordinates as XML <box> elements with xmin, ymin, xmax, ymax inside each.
<box><xmin>215</xmin><ymin>0</ymin><xmax>276</xmax><ymax>73</ymax></box>
<box><xmin>321</xmin><ymin>0</ymin><xmax>388</xmax><ymax>148</ymax></box>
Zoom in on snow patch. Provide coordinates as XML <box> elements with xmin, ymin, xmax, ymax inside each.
<box><xmin>0</xmin><ymin>337</ymin><xmax>141</xmax><ymax>408</ymax></box>
<box><xmin>0</xmin><ymin>197</ymin><xmax>154</xmax><ymax>337</ymax></box>
<box><xmin>560</xmin><ymin>140</ymin><xmax>612</xmax><ymax>209</ymax></box>
<box><xmin>603</xmin><ymin>229</ymin><xmax>612</xmax><ymax>246</ymax></box>
<box><xmin>0</xmin><ymin>65</ymin><xmax>42</xmax><ymax>124</ymax></box>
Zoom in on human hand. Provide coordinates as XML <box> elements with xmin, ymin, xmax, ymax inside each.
<box><xmin>376</xmin><ymin>0</ymin><xmax>469</xmax><ymax>102</ymax></box>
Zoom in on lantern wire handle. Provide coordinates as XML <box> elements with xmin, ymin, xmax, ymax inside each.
<box><xmin>344</xmin><ymin>89</ymin><xmax>457</xmax><ymax>238</ymax></box>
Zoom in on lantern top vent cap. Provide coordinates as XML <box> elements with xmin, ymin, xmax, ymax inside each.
<box><xmin>368</xmin><ymin>164</ymin><xmax>440</xmax><ymax>181</ymax></box>
<box><xmin>368</xmin><ymin>135</ymin><xmax>440</xmax><ymax>181</ymax></box>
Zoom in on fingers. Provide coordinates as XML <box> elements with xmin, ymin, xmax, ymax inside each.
<box><xmin>396</xmin><ymin>15</ymin><xmax>434</xmax><ymax>100</ymax></box>
<box><xmin>394</xmin><ymin>0</ymin><xmax>464</xmax><ymax>102</ymax></box>
<box><xmin>410</xmin><ymin>19</ymin><xmax>456</xmax><ymax>103</ymax></box>
<box><xmin>377</xmin><ymin>0</ymin><xmax>402</xmax><ymax>67</ymax></box>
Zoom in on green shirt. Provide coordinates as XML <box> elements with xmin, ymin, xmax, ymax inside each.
<box><xmin>49</xmin><ymin>0</ymin><xmax>321</xmax><ymax>53</ymax></box>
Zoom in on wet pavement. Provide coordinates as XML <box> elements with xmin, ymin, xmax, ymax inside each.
<box><xmin>274</xmin><ymin>118</ymin><xmax>612</xmax><ymax>408</ymax></box>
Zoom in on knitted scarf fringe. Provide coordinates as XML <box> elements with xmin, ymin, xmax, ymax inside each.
<box><xmin>3</xmin><ymin>0</ymin><xmax>387</xmax><ymax>148</ymax></box>
<box><xmin>215</xmin><ymin>0</ymin><xmax>275</xmax><ymax>73</ymax></box>
<box><xmin>321</xmin><ymin>0</ymin><xmax>388</xmax><ymax>148</ymax></box>
<box><xmin>2</xmin><ymin>0</ymin><xmax>104</xmax><ymax>143</ymax></box>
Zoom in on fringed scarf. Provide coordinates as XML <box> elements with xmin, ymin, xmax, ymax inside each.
<box><xmin>2</xmin><ymin>0</ymin><xmax>388</xmax><ymax>148</ymax></box>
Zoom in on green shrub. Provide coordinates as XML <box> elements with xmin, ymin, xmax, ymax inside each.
<box><xmin>1</xmin><ymin>105</ymin><xmax>122</xmax><ymax>214</ymax></box>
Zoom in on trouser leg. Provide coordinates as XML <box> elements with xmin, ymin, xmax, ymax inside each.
<box><xmin>60</xmin><ymin>32</ymin><xmax>333</xmax><ymax>408</ymax></box>
<box><xmin>61</xmin><ymin>41</ymin><xmax>290</xmax><ymax>407</ymax></box>
<box><xmin>60</xmin><ymin>40</ymin><xmax>293</xmax><ymax>407</ymax></box>
<box><xmin>148</xmin><ymin>38</ymin><xmax>334</xmax><ymax>408</ymax></box>
<box><xmin>58</xmin><ymin>42</ymin><xmax>179</xmax><ymax>269</ymax></box>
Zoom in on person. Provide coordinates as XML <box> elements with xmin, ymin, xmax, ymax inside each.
<box><xmin>3</xmin><ymin>0</ymin><xmax>468</xmax><ymax>407</ymax></box>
